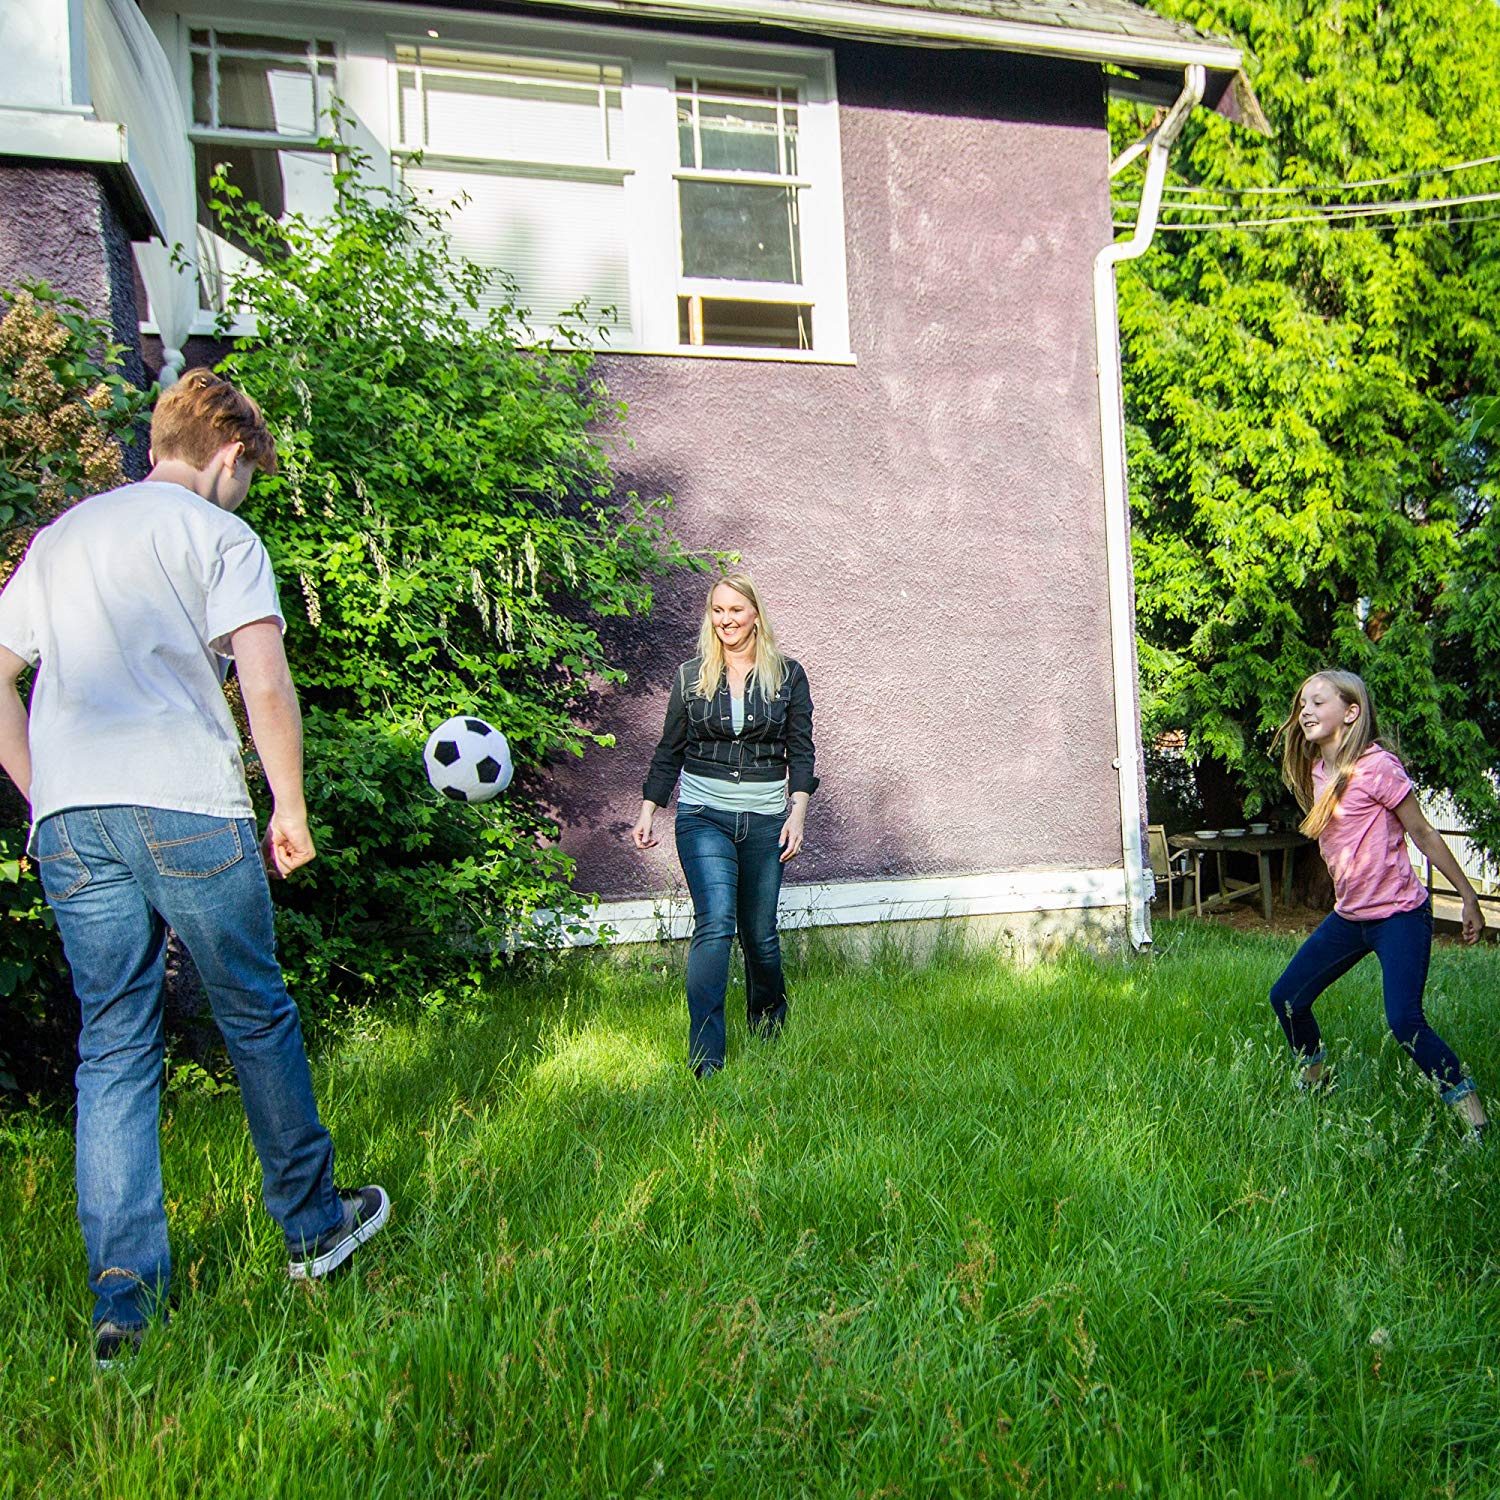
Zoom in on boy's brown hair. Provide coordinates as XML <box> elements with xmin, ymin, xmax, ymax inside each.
<box><xmin>149</xmin><ymin>368</ymin><xmax>278</xmax><ymax>474</ymax></box>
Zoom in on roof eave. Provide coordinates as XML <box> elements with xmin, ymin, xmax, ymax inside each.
<box><xmin>506</xmin><ymin>0</ymin><xmax>1246</xmax><ymax>74</ymax></box>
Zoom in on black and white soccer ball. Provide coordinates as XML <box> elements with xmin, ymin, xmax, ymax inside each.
<box><xmin>423</xmin><ymin>715</ymin><xmax>514</xmax><ymax>804</ymax></box>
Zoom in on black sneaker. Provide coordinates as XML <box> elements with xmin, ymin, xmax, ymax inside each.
<box><xmin>94</xmin><ymin>1321</ymin><xmax>145</xmax><ymax>1370</ymax></box>
<box><xmin>287</xmin><ymin>1185</ymin><xmax>390</xmax><ymax>1281</ymax></box>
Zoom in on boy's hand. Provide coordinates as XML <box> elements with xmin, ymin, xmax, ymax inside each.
<box><xmin>264</xmin><ymin>811</ymin><xmax>316</xmax><ymax>877</ymax></box>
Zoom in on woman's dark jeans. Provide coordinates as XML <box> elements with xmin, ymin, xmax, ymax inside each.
<box><xmin>674</xmin><ymin>805</ymin><xmax>787</xmax><ymax>1071</ymax></box>
<box><xmin>1269</xmin><ymin>897</ymin><xmax>1473</xmax><ymax>1101</ymax></box>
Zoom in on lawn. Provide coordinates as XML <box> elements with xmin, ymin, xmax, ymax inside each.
<box><xmin>2</xmin><ymin>919</ymin><xmax>1498</xmax><ymax>1499</ymax></box>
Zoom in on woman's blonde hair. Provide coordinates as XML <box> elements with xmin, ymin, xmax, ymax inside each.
<box><xmin>694</xmin><ymin>572</ymin><xmax>787</xmax><ymax>699</ymax></box>
<box><xmin>1273</xmin><ymin>669</ymin><xmax>1378</xmax><ymax>838</ymax></box>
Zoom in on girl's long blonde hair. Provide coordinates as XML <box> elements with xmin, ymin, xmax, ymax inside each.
<box><xmin>1273</xmin><ymin>669</ymin><xmax>1379</xmax><ymax>838</ymax></box>
<box><xmin>694</xmin><ymin>572</ymin><xmax>787</xmax><ymax>699</ymax></box>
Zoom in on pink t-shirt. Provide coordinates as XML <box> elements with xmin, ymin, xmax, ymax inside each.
<box><xmin>1313</xmin><ymin>746</ymin><xmax>1426</xmax><ymax>920</ymax></box>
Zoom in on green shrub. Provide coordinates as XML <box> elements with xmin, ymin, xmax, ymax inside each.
<box><xmin>0</xmin><ymin>283</ymin><xmax>149</xmax><ymax>560</ymax></box>
<box><xmin>206</xmin><ymin>144</ymin><xmax>700</xmax><ymax>1014</ymax></box>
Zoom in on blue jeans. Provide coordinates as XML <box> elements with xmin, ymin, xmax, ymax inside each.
<box><xmin>674</xmin><ymin>805</ymin><xmax>787</xmax><ymax>1071</ymax></box>
<box><xmin>1269</xmin><ymin>897</ymin><xmax>1474</xmax><ymax>1101</ymax></box>
<box><xmin>34</xmin><ymin>807</ymin><xmax>342</xmax><ymax>1330</ymax></box>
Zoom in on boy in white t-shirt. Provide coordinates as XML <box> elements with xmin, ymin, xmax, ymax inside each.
<box><xmin>0</xmin><ymin>371</ymin><xmax>388</xmax><ymax>1366</ymax></box>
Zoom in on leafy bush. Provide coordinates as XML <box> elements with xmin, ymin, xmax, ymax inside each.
<box><xmin>0</xmin><ymin>284</ymin><xmax>151</xmax><ymax>1092</ymax></box>
<box><xmin>206</xmin><ymin>145</ymin><xmax>698</xmax><ymax>1011</ymax></box>
<box><xmin>0</xmin><ymin>283</ymin><xmax>150</xmax><ymax>573</ymax></box>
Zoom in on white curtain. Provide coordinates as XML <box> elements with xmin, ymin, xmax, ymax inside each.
<box><xmin>85</xmin><ymin>0</ymin><xmax>198</xmax><ymax>383</ymax></box>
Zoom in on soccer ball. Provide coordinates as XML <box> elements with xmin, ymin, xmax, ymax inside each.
<box><xmin>423</xmin><ymin>715</ymin><xmax>514</xmax><ymax>803</ymax></box>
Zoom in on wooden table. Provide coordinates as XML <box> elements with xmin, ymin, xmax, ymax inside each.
<box><xmin>1168</xmin><ymin>831</ymin><xmax>1309</xmax><ymax>922</ymax></box>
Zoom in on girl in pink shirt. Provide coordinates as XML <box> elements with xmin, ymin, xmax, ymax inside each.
<box><xmin>1270</xmin><ymin>670</ymin><xmax>1488</xmax><ymax>1142</ymax></box>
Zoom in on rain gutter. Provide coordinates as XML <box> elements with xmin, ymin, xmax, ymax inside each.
<box><xmin>1093</xmin><ymin>62</ymin><xmax>1204</xmax><ymax>952</ymax></box>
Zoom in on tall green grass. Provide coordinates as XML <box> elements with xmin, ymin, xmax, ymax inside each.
<box><xmin>2</xmin><ymin>920</ymin><xmax>1498</xmax><ymax>1498</ymax></box>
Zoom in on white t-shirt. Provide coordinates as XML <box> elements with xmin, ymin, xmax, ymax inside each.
<box><xmin>0</xmin><ymin>480</ymin><xmax>285</xmax><ymax>829</ymax></box>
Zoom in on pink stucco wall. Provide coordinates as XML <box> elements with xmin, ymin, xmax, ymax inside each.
<box><xmin>551</xmin><ymin>43</ymin><xmax>1126</xmax><ymax>901</ymax></box>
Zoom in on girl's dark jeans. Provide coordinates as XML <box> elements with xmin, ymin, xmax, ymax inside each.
<box><xmin>674</xmin><ymin>804</ymin><xmax>787</xmax><ymax>1071</ymax></box>
<box><xmin>1269</xmin><ymin>897</ymin><xmax>1473</xmax><ymax>1101</ymax></box>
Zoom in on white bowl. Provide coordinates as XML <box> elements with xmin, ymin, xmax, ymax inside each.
<box><xmin>1222</xmin><ymin>827</ymin><xmax>1246</xmax><ymax>837</ymax></box>
<box><xmin>1194</xmin><ymin>829</ymin><xmax>1218</xmax><ymax>839</ymax></box>
<box><xmin>1249</xmin><ymin>823</ymin><xmax>1269</xmax><ymax>835</ymax></box>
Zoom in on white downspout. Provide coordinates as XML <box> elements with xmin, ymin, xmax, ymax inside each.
<box><xmin>1094</xmin><ymin>64</ymin><xmax>1204</xmax><ymax>952</ymax></box>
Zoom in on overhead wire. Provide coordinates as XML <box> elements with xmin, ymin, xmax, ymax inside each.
<box><xmin>1109</xmin><ymin>148</ymin><xmax>1500</xmax><ymax>232</ymax></box>
<box><xmin>1153</xmin><ymin>152</ymin><xmax>1500</xmax><ymax>198</ymax></box>
<box><xmin>1112</xmin><ymin>188</ymin><xmax>1500</xmax><ymax>231</ymax></box>
<box><xmin>1114</xmin><ymin>209</ymin><xmax>1500</xmax><ymax>232</ymax></box>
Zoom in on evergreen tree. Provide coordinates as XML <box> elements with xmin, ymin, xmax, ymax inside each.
<box><xmin>1118</xmin><ymin>0</ymin><xmax>1500</xmax><ymax>846</ymax></box>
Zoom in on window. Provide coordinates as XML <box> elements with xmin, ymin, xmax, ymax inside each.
<box><xmin>394</xmin><ymin>45</ymin><xmax>631</xmax><ymax>336</ymax></box>
<box><xmin>166</xmin><ymin>12</ymin><xmax>850</xmax><ymax>357</ymax></box>
<box><xmin>188</xmin><ymin>28</ymin><xmax>338</xmax><ymax>312</ymax></box>
<box><xmin>385</xmin><ymin>30</ymin><xmax>846</xmax><ymax>354</ymax></box>
<box><xmin>675</xmin><ymin>77</ymin><xmax>811</xmax><ymax>349</ymax></box>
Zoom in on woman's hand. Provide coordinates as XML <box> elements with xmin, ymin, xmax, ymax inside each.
<box><xmin>1462</xmin><ymin>895</ymin><xmax>1486</xmax><ymax>945</ymax></box>
<box><xmin>632</xmin><ymin>800</ymin><xmax>659</xmax><ymax>850</ymax></box>
<box><xmin>779</xmin><ymin>799</ymin><xmax>808</xmax><ymax>863</ymax></box>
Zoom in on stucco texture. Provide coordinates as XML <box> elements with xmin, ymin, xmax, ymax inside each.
<box><xmin>552</xmin><ymin>43</ymin><xmax>1124</xmax><ymax>901</ymax></box>
<box><xmin>0</xmin><ymin>161</ymin><xmax>149</xmax><ymax>468</ymax></box>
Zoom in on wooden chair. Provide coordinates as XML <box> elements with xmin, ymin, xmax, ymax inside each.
<box><xmin>1147</xmin><ymin>824</ymin><xmax>1200</xmax><ymax>918</ymax></box>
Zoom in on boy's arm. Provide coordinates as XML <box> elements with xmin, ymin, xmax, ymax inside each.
<box><xmin>230</xmin><ymin>619</ymin><xmax>315</xmax><ymax>877</ymax></box>
<box><xmin>0</xmin><ymin>645</ymin><xmax>32</xmax><ymax>801</ymax></box>
<box><xmin>1395</xmin><ymin>793</ymin><xmax>1484</xmax><ymax>944</ymax></box>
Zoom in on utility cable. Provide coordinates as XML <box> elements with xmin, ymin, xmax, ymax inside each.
<box><xmin>1110</xmin><ymin>189</ymin><xmax>1500</xmax><ymax>230</ymax></box>
<box><xmin>1148</xmin><ymin>152</ymin><xmax>1500</xmax><ymax>198</ymax></box>
<box><xmin>1113</xmin><ymin>207</ymin><xmax>1500</xmax><ymax>233</ymax></box>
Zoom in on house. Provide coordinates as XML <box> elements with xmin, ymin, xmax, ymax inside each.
<box><xmin>0</xmin><ymin>0</ymin><xmax>1254</xmax><ymax>952</ymax></box>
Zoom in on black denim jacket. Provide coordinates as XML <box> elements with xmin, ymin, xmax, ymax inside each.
<box><xmin>643</xmin><ymin>656</ymin><xmax>818</xmax><ymax>806</ymax></box>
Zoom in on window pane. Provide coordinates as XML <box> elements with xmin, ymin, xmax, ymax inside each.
<box><xmin>679</xmin><ymin>181</ymin><xmax>801</xmax><ymax>283</ymax></box>
<box><xmin>405</xmin><ymin>49</ymin><xmax>622</xmax><ymax>166</ymax></box>
<box><xmin>191</xmin><ymin>52</ymin><xmax>212</xmax><ymax>126</ymax></box>
<box><xmin>676</xmin><ymin>80</ymin><xmax>795</xmax><ymax>174</ymax></box>
<box><xmin>405</xmin><ymin>165</ymin><xmax>631</xmax><ymax>333</ymax></box>
<box><xmin>195</xmin><ymin>145</ymin><xmax>336</xmax><ymax>309</ymax></box>
<box><xmin>217</xmin><ymin>57</ymin><xmax>318</xmax><ymax>134</ymax></box>
<box><xmin>699</xmin><ymin>99</ymin><xmax>782</xmax><ymax>174</ymax></box>
<box><xmin>678</xmin><ymin>296</ymin><xmax>811</xmax><ymax>349</ymax></box>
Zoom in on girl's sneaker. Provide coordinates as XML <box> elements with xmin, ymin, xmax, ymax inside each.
<box><xmin>287</xmin><ymin>1185</ymin><xmax>390</xmax><ymax>1280</ymax></box>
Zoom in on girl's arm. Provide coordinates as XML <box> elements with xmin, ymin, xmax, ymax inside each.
<box><xmin>1395</xmin><ymin>794</ymin><xmax>1486</xmax><ymax>944</ymax></box>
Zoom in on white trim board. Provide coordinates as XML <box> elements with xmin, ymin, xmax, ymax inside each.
<box><xmin>514</xmin><ymin>0</ymin><xmax>1244</xmax><ymax>74</ymax></box>
<box><xmin>565</xmin><ymin>866</ymin><xmax>1129</xmax><ymax>944</ymax></box>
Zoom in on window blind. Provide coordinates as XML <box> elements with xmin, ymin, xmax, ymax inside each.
<box><xmin>405</xmin><ymin>165</ymin><xmax>632</xmax><ymax>334</ymax></box>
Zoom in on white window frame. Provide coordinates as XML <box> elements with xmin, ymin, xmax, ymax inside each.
<box><xmin>145</xmin><ymin>1</ymin><xmax>854</xmax><ymax>362</ymax></box>
<box><xmin>671</xmin><ymin>69</ymin><xmax>813</xmax><ymax>346</ymax></box>
<box><xmin>389</xmin><ymin>37</ymin><xmax>638</xmax><ymax>340</ymax></box>
<box><xmin>177</xmin><ymin>18</ymin><xmax>343</xmax><ymax>327</ymax></box>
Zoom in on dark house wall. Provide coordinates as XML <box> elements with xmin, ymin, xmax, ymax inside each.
<box><xmin>0</xmin><ymin>161</ymin><xmax>148</xmax><ymax>398</ymax></box>
<box><xmin>554</xmin><ymin>43</ymin><xmax>1123</xmax><ymax>901</ymax></box>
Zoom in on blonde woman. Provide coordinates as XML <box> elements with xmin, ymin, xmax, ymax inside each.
<box><xmin>632</xmin><ymin>575</ymin><xmax>817</xmax><ymax>1077</ymax></box>
<box><xmin>1269</xmin><ymin>670</ymin><xmax>1487</xmax><ymax>1140</ymax></box>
